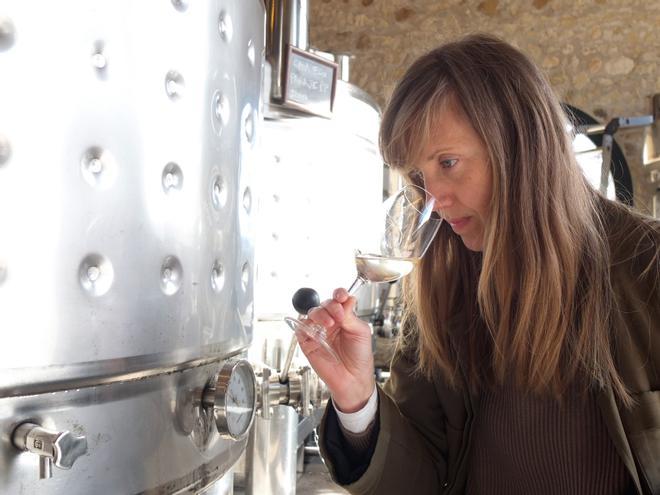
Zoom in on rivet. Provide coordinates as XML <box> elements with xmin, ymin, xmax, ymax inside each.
<box><xmin>91</xmin><ymin>51</ymin><xmax>106</xmax><ymax>70</ymax></box>
<box><xmin>241</xmin><ymin>262</ymin><xmax>250</xmax><ymax>290</ymax></box>
<box><xmin>89</xmin><ymin>158</ymin><xmax>103</xmax><ymax>174</ymax></box>
<box><xmin>243</xmin><ymin>187</ymin><xmax>252</xmax><ymax>213</ymax></box>
<box><xmin>81</xmin><ymin>147</ymin><xmax>116</xmax><ymax>188</ymax></box>
<box><xmin>211</xmin><ymin>261</ymin><xmax>225</xmax><ymax>292</ymax></box>
<box><xmin>247</xmin><ymin>39</ymin><xmax>256</xmax><ymax>66</ymax></box>
<box><xmin>90</xmin><ymin>40</ymin><xmax>107</xmax><ymax>73</ymax></box>
<box><xmin>211</xmin><ymin>174</ymin><xmax>228</xmax><ymax>210</ymax></box>
<box><xmin>165</xmin><ymin>71</ymin><xmax>185</xmax><ymax>100</ymax></box>
<box><xmin>162</xmin><ymin>162</ymin><xmax>183</xmax><ymax>193</ymax></box>
<box><xmin>87</xmin><ymin>266</ymin><xmax>100</xmax><ymax>282</ymax></box>
<box><xmin>79</xmin><ymin>255</ymin><xmax>114</xmax><ymax>296</ymax></box>
<box><xmin>213</xmin><ymin>91</ymin><xmax>230</xmax><ymax>132</ymax></box>
<box><xmin>160</xmin><ymin>256</ymin><xmax>183</xmax><ymax>295</ymax></box>
<box><xmin>218</xmin><ymin>11</ymin><xmax>233</xmax><ymax>42</ymax></box>
<box><xmin>244</xmin><ymin>109</ymin><xmax>255</xmax><ymax>144</ymax></box>
<box><xmin>171</xmin><ymin>0</ymin><xmax>189</xmax><ymax>12</ymax></box>
<box><xmin>0</xmin><ymin>134</ymin><xmax>11</xmax><ymax>166</ymax></box>
<box><xmin>0</xmin><ymin>16</ymin><xmax>16</xmax><ymax>51</ymax></box>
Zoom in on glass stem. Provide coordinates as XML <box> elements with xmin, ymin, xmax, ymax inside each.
<box><xmin>347</xmin><ymin>276</ymin><xmax>366</xmax><ymax>296</ymax></box>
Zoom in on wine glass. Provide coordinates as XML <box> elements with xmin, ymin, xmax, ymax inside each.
<box><xmin>285</xmin><ymin>184</ymin><xmax>442</xmax><ymax>362</ymax></box>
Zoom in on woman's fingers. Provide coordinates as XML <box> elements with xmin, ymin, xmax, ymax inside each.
<box><xmin>321</xmin><ymin>298</ymin><xmax>345</xmax><ymax>322</ymax></box>
<box><xmin>307</xmin><ymin>289</ymin><xmax>355</xmax><ymax>324</ymax></box>
<box><xmin>332</xmin><ymin>288</ymin><xmax>357</xmax><ymax>317</ymax></box>
<box><xmin>295</xmin><ymin>329</ymin><xmax>341</xmax><ymax>366</ymax></box>
<box><xmin>307</xmin><ymin>305</ymin><xmax>335</xmax><ymax>328</ymax></box>
<box><xmin>296</xmin><ymin>330</ymin><xmax>319</xmax><ymax>353</ymax></box>
<box><xmin>333</xmin><ymin>287</ymin><xmax>350</xmax><ymax>302</ymax></box>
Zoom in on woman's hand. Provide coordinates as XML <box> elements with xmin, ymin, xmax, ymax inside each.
<box><xmin>296</xmin><ymin>288</ymin><xmax>375</xmax><ymax>413</ymax></box>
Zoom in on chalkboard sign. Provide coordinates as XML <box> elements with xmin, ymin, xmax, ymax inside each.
<box><xmin>284</xmin><ymin>46</ymin><xmax>338</xmax><ymax>118</ymax></box>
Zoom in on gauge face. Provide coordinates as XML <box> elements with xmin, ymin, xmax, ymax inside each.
<box><xmin>219</xmin><ymin>360</ymin><xmax>256</xmax><ymax>440</ymax></box>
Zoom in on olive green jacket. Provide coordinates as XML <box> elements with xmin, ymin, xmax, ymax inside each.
<box><xmin>319</xmin><ymin>208</ymin><xmax>660</xmax><ymax>495</ymax></box>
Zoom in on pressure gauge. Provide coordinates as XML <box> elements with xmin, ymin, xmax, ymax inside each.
<box><xmin>203</xmin><ymin>359</ymin><xmax>257</xmax><ymax>440</ymax></box>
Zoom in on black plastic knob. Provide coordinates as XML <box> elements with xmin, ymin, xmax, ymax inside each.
<box><xmin>292</xmin><ymin>288</ymin><xmax>320</xmax><ymax>315</ymax></box>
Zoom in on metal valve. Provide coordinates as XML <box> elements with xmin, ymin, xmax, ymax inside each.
<box><xmin>12</xmin><ymin>422</ymin><xmax>88</xmax><ymax>479</ymax></box>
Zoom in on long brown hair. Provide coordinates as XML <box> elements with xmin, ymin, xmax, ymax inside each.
<box><xmin>381</xmin><ymin>33</ymin><xmax>632</xmax><ymax>404</ymax></box>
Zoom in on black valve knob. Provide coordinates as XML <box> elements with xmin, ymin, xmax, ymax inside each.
<box><xmin>292</xmin><ymin>288</ymin><xmax>320</xmax><ymax>315</ymax></box>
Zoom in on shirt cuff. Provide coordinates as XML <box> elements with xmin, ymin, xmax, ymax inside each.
<box><xmin>333</xmin><ymin>384</ymin><xmax>378</xmax><ymax>434</ymax></box>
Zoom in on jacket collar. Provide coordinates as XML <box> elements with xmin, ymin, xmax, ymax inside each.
<box><xmin>596</xmin><ymin>384</ymin><xmax>642</xmax><ymax>494</ymax></box>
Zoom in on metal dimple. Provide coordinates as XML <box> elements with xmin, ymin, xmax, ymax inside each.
<box><xmin>81</xmin><ymin>147</ymin><xmax>116</xmax><ymax>188</ymax></box>
<box><xmin>91</xmin><ymin>41</ymin><xmax>107</xmax><ymax>73</ymax></box>
<box><xmin>218</xmin><ymin>11</ymin><xmax>233</xmax><ymax>42</ymax></box>
<box><xmin>91</xmin><ymin>51</ymin><xmax>106</xmax><ymax>70</ymax></box>
<box><xmin>0</xmin><ymin>260</ymin><xmax>7</xmax><ymax>285</ymax></box>
<box><xmin>87</xmin><ymin>266</ymin><xmax>100</xmax><ymax>282</ymax></box>
<box><xmin>244</xmin><ymin>110</ymin><xmax>255</xmax><ymax>144</ymax></box>
<box><xmin>0</xmin><ymin>134</ymin><xmax>11</xmax><ymax>166</ymax></box>
<box><xmin>162</xmin><ymin>163</ymin><xmax>183</xmax><ymax>193</ymax></box>
<box><xmin>88</xmin><ymin>158</ymin><xmax>103</xmax><ymax>174</ymax></box>
<box><xmin>211</xmin><ymin>261</ymin><xmax>225</xmax><ymax>293</ymax></box>
<box><xmin>247</xmin><ymin>39</ymin><xmax>256</xmax><ymax>66</ymax></box>
<box><xmin>165</xmin><ymin>71</ymin><xmax>185</xmax><ymax>100</ymax></box>
<box><xmin>213</xmin><ymin>92</ymin><xmax>230</xmax><ymax>132</ymax></box>
<box><xmin>241</xmin><ymin>262</ymin><xmax>250</xmax><ymax>291</ymax></box>
<box><xmin>243</xmin><ymin>187</ymin><xmax>252</xmax><ymax>213</ymax></box>
<box><xmin>0</xmin><ymin>16</ymin><xmax>16</xmax><ymax>51</ymax></box>
<box><xmin>211</xmin><ymin>175</ymin><xmax>228</xmax><ymax>210</ymax></box>
<box><xmin>79</xmin><ymin>255</ymin><xmax>114</xmax><ymax>296</ymax></box>
<box><xmin>171</xmin><ymin>0</ymin><xmax>189</xmax><ymax>12</ymax></box>
<box><xmin>160</xmin><ymin>256</ymin><xmax>183</xmax><ymax>296</ymax></box>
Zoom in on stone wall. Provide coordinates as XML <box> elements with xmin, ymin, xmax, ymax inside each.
<box><xmin>309</xmin><ymin>0</ymin><xmax>659</xmax><ymax>212</ymax></box>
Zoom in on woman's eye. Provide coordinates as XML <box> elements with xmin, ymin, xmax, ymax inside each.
<box><xmin>439</xmin><ymin>158</ymin><xmax>458</xmax><ymax>169</ymax></box>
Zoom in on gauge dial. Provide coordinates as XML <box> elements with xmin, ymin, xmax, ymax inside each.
<box><xmin>208</xmin><ymin>359</ymin><xmax>257</xmax><ymax>440</ymax></box>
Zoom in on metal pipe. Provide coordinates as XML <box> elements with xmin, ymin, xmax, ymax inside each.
<box><xmin>39</xmin><ymin>458</ymin><xmax>53</xmax><ymax>480</ymax></box>
<box><xmin>266</xmin><ymin>0</ymin><xmax>309</xmax><ymax>101</ymax></box>
<box><xmin>304</xmin><ymin>445</ymin><xmax>320</xmax><ymax>456</ymax></box>
<box><xmin>279</xmin><ymin>334</ymin><xmax>298</xmax><ymax>383</ymax></box>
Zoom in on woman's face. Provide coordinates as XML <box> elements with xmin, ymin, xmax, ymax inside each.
<box><xmin>414</xmin><ymin>99</ymin><xmax>493</xmax><ymax>252</ymax></box>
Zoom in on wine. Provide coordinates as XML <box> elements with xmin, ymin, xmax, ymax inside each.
<box><xmin>354</xmin><ymin>253</ymin><xmax>417</xmax><ymax>283</ymax></box>
<box><xmin>284</xmin><ymin>185</ymin><xmax>440</xmax><ymax>364</ymax></box>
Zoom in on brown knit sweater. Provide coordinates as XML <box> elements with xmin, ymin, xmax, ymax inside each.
<box><xmin>338</xmin><ymin>380</ymin><xmax>632</xmax><ymax>494</ymax></box>
<box><xmin>464</xmin><ymin>377</ymin><xmax>631</xmax><ymax>494</ymax></box>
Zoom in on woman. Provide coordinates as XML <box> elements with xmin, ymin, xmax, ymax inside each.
<box><xmin>297</xmin><ymin>34</ymin><xmax>659</xmax><ymax>494</ymax></box>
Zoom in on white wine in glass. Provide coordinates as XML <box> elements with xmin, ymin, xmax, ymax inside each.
<box><xmin>353</xmin><ymin>253</ymin><xmax>418</xmax><ymax>284</ymax></box>
<box><xmin>286</xmin><ymin>184</ymin><xmax>442</xmax><ymax>362</ymax></box>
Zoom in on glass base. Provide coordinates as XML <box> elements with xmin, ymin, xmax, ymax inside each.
<box><xmin>284</xmin><ymin>317</ymin><xmax>340</xmax><ymax>363</ymax></box>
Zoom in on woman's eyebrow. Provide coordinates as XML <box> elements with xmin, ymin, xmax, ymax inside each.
<box><xmin>424</xmin><ymin>146</ymin><xmax>454</xmax><ymax>161</ymax></box>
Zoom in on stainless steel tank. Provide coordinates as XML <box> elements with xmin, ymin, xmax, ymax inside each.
<box><xmin>254</xmin><ymin>81</ymin><xmax>384</xmax><ymax>322</ymax></box>
<box><xmin>0</xmin><ymin>0</ymin><xmax>265</xmax><ymax>493</ymax></box>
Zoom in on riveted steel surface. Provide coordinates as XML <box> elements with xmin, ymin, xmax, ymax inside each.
<box><xmin>0</xmin><ymin>0</ymin><xmax>262</xmax><ymax>390</ymax></box>
<box><xmin>0</xmin><ymin>0</ymin><xmax>265</xmax><ymax>492</ymax></box>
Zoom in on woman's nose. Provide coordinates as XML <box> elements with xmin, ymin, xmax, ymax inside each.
<box><xmin>426</xmin><ymin>179</ymin><xmax>453</xmax><ymax>211</ymax></box>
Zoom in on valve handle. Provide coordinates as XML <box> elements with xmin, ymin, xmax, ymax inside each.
<box><xmin>12</xmin><ymin>422</ymin><xmax>88</xmax><ymax>478</ymax></box>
